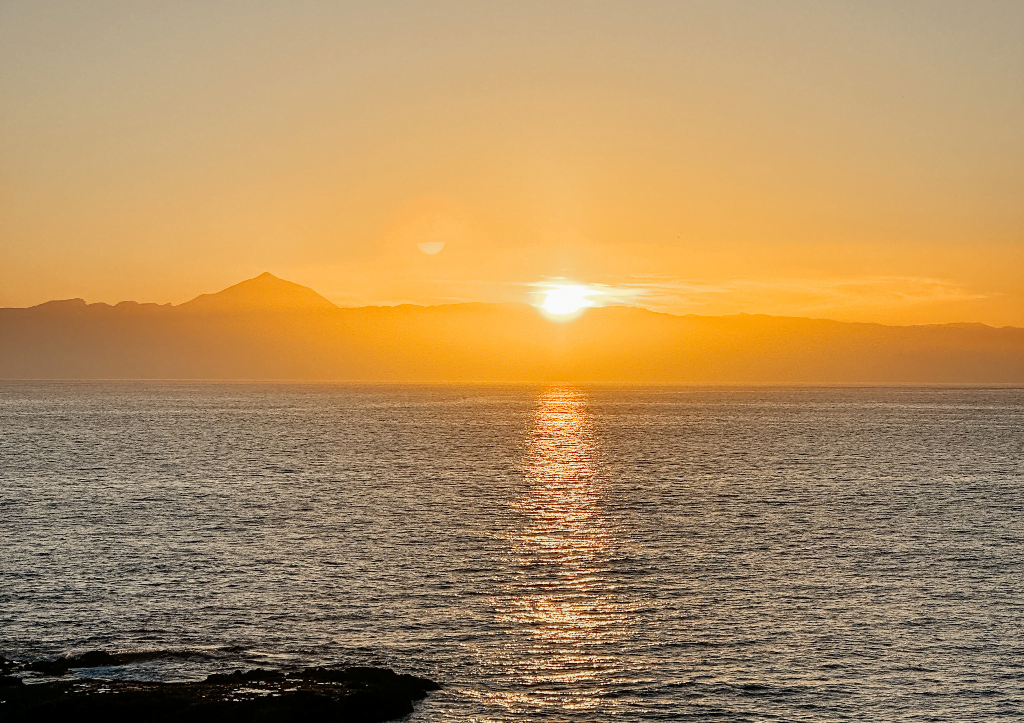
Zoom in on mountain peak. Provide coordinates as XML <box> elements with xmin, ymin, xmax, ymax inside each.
<box><xmin>178</xmin><ymin>273</ymin><xmax>338</xmax><ymax>312</ymax></box>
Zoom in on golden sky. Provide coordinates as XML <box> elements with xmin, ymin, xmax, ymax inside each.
<box><xmin>1</xmin><ymin>1</ymin><xmax>1022</xmax><ymax>325</ymax></box>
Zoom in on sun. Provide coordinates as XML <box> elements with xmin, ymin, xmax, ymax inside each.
<box><xmin>541</xmin><ymin>285</ymin><xmax>596</xmax><ymax>317</ymax></box>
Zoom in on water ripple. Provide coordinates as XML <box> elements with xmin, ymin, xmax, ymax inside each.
<box><xmin>1</xmin><ymin>382</ymin><xmax>1021</xmax><ymax>721</ymax></box>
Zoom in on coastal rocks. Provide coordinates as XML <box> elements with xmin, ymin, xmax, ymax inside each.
<box><xmin>24</xmin><ymin>650</ymin><xmax>121</xmax><ymax>676</ymax></box>
<box><xmin>0</xmin><ymin>656</ymin><xmax>440</xmax><ymax>722</ymax></box>
<box><xmin>19</xmin><ymin>649</ymin><xmax>212</xmax><ymax>676</ymax></box>
<box><xmin>0</xmin><ymin>657</ymin><xmax>23</xmax><ymax>687</ymax></box>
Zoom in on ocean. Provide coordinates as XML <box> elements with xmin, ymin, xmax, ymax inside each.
<box><xmin>1</xmin><ymin>382</ymin><xmax>1021</xmax><ymax>721</ymax></box>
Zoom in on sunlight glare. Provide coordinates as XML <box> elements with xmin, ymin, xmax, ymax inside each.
<box><xmin>541</xmin><ymin>286</ymin><xmax>597</xmax><ymax>316</ymax></box>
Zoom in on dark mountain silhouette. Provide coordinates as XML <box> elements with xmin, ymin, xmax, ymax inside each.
<box><xmin>1</xmin><ymin>274</ymin><xmax>1022</xmax><ymax>382</ymax></box>
<box><xmin>178</xmin><ymin>272</ymin><xmax>338</xmax><ymax>312</ymax></box>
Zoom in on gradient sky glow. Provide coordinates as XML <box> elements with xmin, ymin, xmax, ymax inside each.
<box><xmin>2</xmin><ymin>1</ymin><xmax>1022</xmax><ymax>325</ymax></box>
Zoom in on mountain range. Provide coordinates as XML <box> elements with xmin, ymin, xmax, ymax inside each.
<box><xmin>2</xmin><ymin>273</ymin><xmax>1021</xmax><ymax>382</ymax></box>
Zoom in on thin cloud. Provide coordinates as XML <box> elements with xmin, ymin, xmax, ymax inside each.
<box><xmin>615</xmin><ymin>275</ymin><xmax>993</xmax><ymax>319</ymax></box>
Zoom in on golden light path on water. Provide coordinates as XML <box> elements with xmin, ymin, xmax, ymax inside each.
<box><xmin>479</xmin><ymin>386</ymin><xmax>643</xmax><ymax>716</ymax></box>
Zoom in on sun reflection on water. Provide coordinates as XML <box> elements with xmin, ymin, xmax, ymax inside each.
<box><xmin>486</xmin><ymin>386</ymin><xmax>641</xmax><ymax>715</ymax></box>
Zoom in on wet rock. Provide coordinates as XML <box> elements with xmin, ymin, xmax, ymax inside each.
<box><xmin>24</xmin><ymin>650</ymin><xmax>154</xmax><ymax>676</ymax></box>
<box><xmin>204</xmin><ymin>668</ymin><xmax>285</xmax><ymax>684</ymax></box>
<box><xmin>0</xmin><ymin>664</ymin><xmax>440</xmax><ymax>722</ymax></box>
<box><xmin>70</xmin><ymin>651</ymin><xmax>119</xmax><ymax>668</ymax></box>
<box><xmin>24</xmin><ymin>658</ymin><xmax>72</xmax><ymax>676</ymax></box>
<box><xmin>25</xmin><ymin>651</ymin><xmax>105</xmax><ymax>675</ymax></box>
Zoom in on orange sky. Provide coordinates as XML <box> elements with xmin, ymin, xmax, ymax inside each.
<box><xmin>1</xmin><ymin>1</ymin><xmax>1022</xmax><ymax>325</ymax></box>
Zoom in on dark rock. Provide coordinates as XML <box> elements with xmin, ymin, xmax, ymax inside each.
<box><xmin>24</xmin><ymin>658</ymin><xmax>72</xmax><ymax>676</ymax></box>
<box><xmin>0</xmin><ymin>665</ymin><xmax>440</xmax><ymax>722</ymax></box>
<box><xmin>204</xmin><ymin>668</ymin><xmax>285</xmax><ymax>684</ymax></box>
<box><xmin>26</xmin><ymin>650</ymin><xmax>132</xmax><ymax>675</ymax></box>
<box><xmin>70</xmin><ymin>651</ymin><xmax>118</xmax><ymax>667</ymax></box>
<box><xmin>0</xmin><ymin>675</ymin><xmax>24</xmax><ymax>687</ymax></box>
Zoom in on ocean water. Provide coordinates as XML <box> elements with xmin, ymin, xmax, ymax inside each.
<box><xmin>1</xmin><ymin>382</ymin><xmax>1022</xmax><ymax>721</ymax></box>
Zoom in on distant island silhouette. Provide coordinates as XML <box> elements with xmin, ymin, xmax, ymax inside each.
<box><xmin>179</xmin><ymin>272</ymin><xmax>340</xmax><ymax>312</ymax></box>
<box><xmin>1</xmin><ymin>273</ymin><xmax>1021</xmax><ymax>382</ymax></box>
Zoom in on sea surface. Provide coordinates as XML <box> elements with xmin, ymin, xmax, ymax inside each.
<box><xmin>1</xmin><ymin>383</ymin><xmax>1022</xmax><ymax>721</ymax></box>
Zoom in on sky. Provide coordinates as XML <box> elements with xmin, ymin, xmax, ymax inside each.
<box><xmin>1</xmin><ymin>1</ymin><xmax>1022</xmax><ymax>325</ymax></box>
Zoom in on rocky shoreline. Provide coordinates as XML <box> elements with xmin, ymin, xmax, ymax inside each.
<box><xmin>0</xmin><ymin>652</ymin><xmax>440</xmax><ymax>722</ymax></box>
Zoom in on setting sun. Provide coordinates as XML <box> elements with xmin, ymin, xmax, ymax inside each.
<box><xmin>540</xmin><ymin>285</ymin><xmax>598</xmax><ymax>317</ymax></box>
